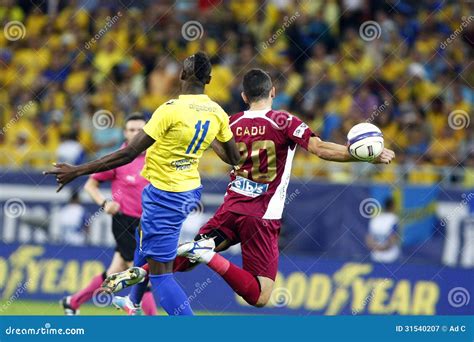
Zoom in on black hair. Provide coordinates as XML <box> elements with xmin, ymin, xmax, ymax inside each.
<box><xmin>182</xmin><ymin>51</ymin><xmax>212</xmax><ymax>85</ymax></box>
<box><xmin>125</xmin><ymin>113</ymin><xmax>146</xmax><ymax>123</ymax></box>
<box><xmin>242</xmin><ymin>68</ymin><xmax>273</xmax><ymax>103</ymax></box>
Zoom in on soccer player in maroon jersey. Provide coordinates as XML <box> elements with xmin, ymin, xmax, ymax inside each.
<box><xmin>104</xmin><ymin>69</ymin><xmax>395</xmax><ymax>309</ymax></box>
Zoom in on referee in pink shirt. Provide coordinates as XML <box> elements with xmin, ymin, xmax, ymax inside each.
<box><xmin>61</xmin><ymin>114</ymin><xmax>156</xmax><ymax>315</ymax></box>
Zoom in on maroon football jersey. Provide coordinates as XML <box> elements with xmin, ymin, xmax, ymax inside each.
<box><xmin>221</xmin><ymin>109</ymin><xmax>315</xmax><ymax>219</ymax></box>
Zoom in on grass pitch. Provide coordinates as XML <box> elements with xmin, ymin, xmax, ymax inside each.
<box><xmin>0</xmin><ymin>300</ymin><xmax>168</xmax><ymax>316</ymax></box>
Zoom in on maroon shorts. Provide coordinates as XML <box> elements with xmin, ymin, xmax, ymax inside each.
<box><xmin>198</xmin><ymin>205</ymin><xmax>281</xmax><ymax>280</ymax></box>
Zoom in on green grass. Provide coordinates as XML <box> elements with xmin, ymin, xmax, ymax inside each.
<box><xmin>0</xmin><ymin>300</ymin><xmax>234</xmax><ymax>316</ymax></box>
<box><xmin>0</xmin><ymin>300</ymin><xmax>168</xmax><ymax>316</ymax></box>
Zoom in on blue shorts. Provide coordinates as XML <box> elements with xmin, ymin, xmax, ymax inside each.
<box><xmin>139</xmin><ymin>184</ymin><xmax>202</xmax><ymax>262</ymax></box>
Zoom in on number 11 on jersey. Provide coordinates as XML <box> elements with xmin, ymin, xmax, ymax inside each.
<box><xmin>186</xmin><ymin>120</ymin><xmax>210</xmax><ymax>154</ymax></box>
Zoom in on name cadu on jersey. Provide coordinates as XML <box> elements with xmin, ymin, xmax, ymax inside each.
<box><xmin>222</xmin><ymin>108</ymin><xmax>315</xmax><ymax>220</ymax></box>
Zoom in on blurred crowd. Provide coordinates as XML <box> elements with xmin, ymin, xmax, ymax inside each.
<box><xmin>0</xmin><ymin>0</ymin><xmax>472</xmax><ymax>185</ymax></box>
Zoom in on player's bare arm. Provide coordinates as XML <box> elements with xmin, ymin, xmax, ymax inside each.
<box><xmin>84</xmin><ymin>178</ymin><xmax>120</xmax><ymax>215</ymax></box>
<box><xmin>44</xmin><ymin>130</ymin><xmax>155</xmax><ymax>192</ymax></box>
<box><xmin>307</xmin><ymin>137</ymin><xmax>395</xmax><ymax>164</ymax></box>
<box><xmin>211</xmin><ymin>138</ymin><xmax>240</xmax><ymax>165</ymax></box>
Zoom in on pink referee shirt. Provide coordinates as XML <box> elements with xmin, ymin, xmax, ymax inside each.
<box><xmin>91</xmin><ymin>144</ymin><xmax>148</xmax><ymax>218</ymax></box>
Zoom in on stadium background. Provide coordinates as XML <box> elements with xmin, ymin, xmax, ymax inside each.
<box><xmin>0</xmin><ymin>0</ymin><xmax>473</xmax><ymax>315</ymax></box>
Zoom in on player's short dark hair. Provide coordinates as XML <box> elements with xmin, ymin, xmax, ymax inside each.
<box><xmin>125</xmin><ymin>113</ymin><xmax>146</xmax><ymax>123</ymax></box>
<box><xmin>183</xmin><ymin>51</ymin><xmax>212</xmax><ymax>85</ymax></box>
<box><xmin>242</xmin><ymin>68</ymin><xmax>273</xmax><ymax>103</ymax></box>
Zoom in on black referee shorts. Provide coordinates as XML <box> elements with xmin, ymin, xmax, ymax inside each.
<box><xmin>111</xmin><ymin>213</ymin><xmax>140</xmax><ymax>262</ymax></box>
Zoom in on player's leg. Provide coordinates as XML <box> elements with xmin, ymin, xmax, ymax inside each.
<box><xmin>237</xmin><ymin>215</ymin><xmax>280</xmax><ymax>307</ymax></box>
<box><xmin>141</xmin><ymin>289</ymin><xmax>157</xmax><ymax>315</ymax></box>
<box><xmin>106</xmin><ymin>230</ymin><xmax>233</xmax><ymax>291</ymax></box>
<box><xmin>127</xmin><ymin>228</ymin><xmax>149</xmax><ymax>307</ymax></box>
<box><xmin>105</xmin><ymin>256</ymin><xmax>196</xmax><ymax>294</ymax></box>
<box><xmin>107</xmin><ymin>213</ymin><xmax>139</xmax><ymax>274</ymax></box>
<box><xmin>142</xmin><ymin>229</ymin><xmax>233</xmax><ymax>273</ymax></box>
<box><xmin>179</xmin><ymin>214</ymin><xmax>280</xmax><ymax>307</ymax></box>
<box><xmin>254</xmin><ymin>276</ymin><xmax>274</xmax><ymax>307</ymax></box>
<box><xmin>113</xmin><ymin>227</ymin><xmax>157</xmax><ymax>315</ymax></box>
<box><xmin>143</xmin><ymin>229</ymin><xmax>232</xmax><ymax>315</ymax></box>
<box><xmin>141</xmin><ymin>185</ymin><xmax>203</xmax><ymax>316</ymax></box>
<box><xmin>107</xmin><ymin>251</ymin><xmax>130</xmax><ymax>274</ymax></box>
<box><xmin>63</xmin><ymin>214</ymin><xmax>138</xmax><ymax>314</ymax></box>
<box><xmin>107</xmin><ymin>217</ymin><xmax>156</xmax><ymax>315</ymax></box>
<box><xmin>63</xmin><ymin>251</ymin><xmax>121</xmax><ymax>314</ymax></box>
<box><xmin>103</xmin><ymin>228</ymin><xmax>147</xmax><ymax>293</ymax></box>
<box><xmin>102</xmin><ymin>205</ymin><xmax>235</xmax><ymax>293</ymax></box>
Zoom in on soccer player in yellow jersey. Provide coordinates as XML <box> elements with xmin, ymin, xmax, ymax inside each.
<box><xmin>45</xmin><ymin>52</ymin><xmax>240</xmax><ymax>315</ymax></box>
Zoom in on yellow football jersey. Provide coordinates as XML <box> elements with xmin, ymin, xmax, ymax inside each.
<box><xmin>142</xmin><ymin>94</ymin><xmax>233</xmax><ymax>192</ymax></box>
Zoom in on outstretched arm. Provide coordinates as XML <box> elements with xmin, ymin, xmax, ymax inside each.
<box><xmin>307</xmin><ymin>137</ymin><xmax>395</xmax><ymax>164</ymax></box>
<box><xmin>211</xmin><ymin>138</ymin><xmax>240</xmax><ymax>165</ymax></box>
<box><xmin>44</xmin><ymin>130</ymin><xmax>155</xmax><ymax>192</ymax></box>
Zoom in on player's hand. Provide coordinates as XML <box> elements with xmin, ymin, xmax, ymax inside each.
<box><xmin>104</xmin><ymin>201</ymin><xmax>120</xmax><ymax>215</ymax></box>
<box><xmin>43</xmin><ymin>162</ymin><xmax>80</xmax><ymax>192</ymax></box>
<box><xmin>371</xmin><ymin>148</ymin><xmax>395</xmax><ymax>164</ymax></box>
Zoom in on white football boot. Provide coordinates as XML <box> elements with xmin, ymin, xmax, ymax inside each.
<box><xmin>177</xmin><ymin>237</ymin><xmax>216</xmax><ymax>263</ymax></box>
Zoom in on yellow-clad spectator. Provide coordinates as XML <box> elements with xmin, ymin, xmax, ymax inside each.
<box><xmin>379</xmin><ymin>52</ymin><xmax>407</xmax><ymax>83</ymax></box>
<box><xmin>205</xmin><ymin>62</ymin><xmax>234</xmax><ymax>104</ymax></box>
<box><xmin>343</xmin><ymin>47</ymin><xmax>375</xmax><ymax>80</ymax></box>
<box><xmin>65</xmin><ymin>63</ymin><xmax>90</xmax><ymax>94</ymax></box>
<box><xmin>426</xmin><ymin>98</ymin><xmax>447</xmax><ymax>139</ymax></box>
<box><xmin>56</xmin><ymin>3</ymin><xmax>89</xmax><ymax>31</ymax></box>
<box><xmin>412</xmin><ymin>78</ymin><xmax>442</xmax><ymax>105</ymax></box>
<box><xmin>25</xmin><ymin>7</ymin><xmax>47</xmax><ymax>37</ymax></box>
<box><xmin>325</xmin><ymin>86</ymin><xmax>353</xmax><ymax>118</ymax></box>
<box><xmin>0</xmin><ymin>0</ymin><xmax>24</xmax><ymax>23</ymax></box>
<box><xmin>230</xmin><ymin>0</ymin><xmax>258</xmax><ymax>22</ymax></box>
<box><xmin>428</xmin><ymin>127</ymin><xmax>459</xmax><ymax>166</ymax></box>
<box><xmin>0</xmin><ymin>0</ymin><xmax>471</xmax><ymax>188</ymax></box>
<box><xmin>408</xmin><ymin>162</ymin><xmax>440</xmax><ymax>184</ymax></box>
<box><xmin>93</xmin><ymin>41</ymin><xmax>125</xmax><ymax>83</ymax></box>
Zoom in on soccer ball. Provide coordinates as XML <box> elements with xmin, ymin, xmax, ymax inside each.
<box><xmin>347</xmin><ymin>123</ymin><xmax>384</xmax><ymax>162</ymax></box>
